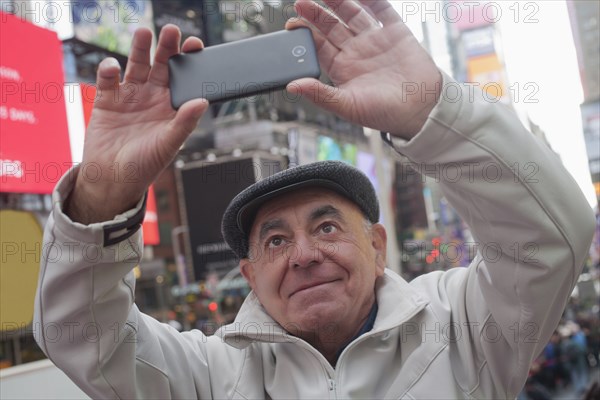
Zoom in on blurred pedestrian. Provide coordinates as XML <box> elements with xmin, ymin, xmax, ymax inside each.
<box><xmin>540</xmin><ymin>332</ymin><xmax>561</xmax><ymax>390</ymax></box>
<box><xmin>561</xmin><ymin>322</ymin><xmax>590</xmax><ymax>395</ymax></box>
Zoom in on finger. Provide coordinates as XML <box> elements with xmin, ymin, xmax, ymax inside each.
<box><xmin>322</xmin><ymin>0</ymin><xmax>379</xmax><ymax>34</ymax></box>
<box><xmin>96</xmin><ymin>58</ymin><xmax>121</xmax><ymax>91</ymax></box>
<box><xmin>167</xmin><ymin>98</ymin><xmax>209</xmax><ymax>148</ymax></box>
<box><xmin>286</xmin><ymin>19</ymin><xmax>339</xmax><ymax>73</ymax></box>
<box><xmin>286</xmin><ymin>78</ymin><xmax>347</xmax><ymax>115</ymax></box>
<box><xmin>295</xmin><ymin>0</ymin><xmax>353</xmax><ymax>49</ymax></box>
<box><xmin>123</xmin><ymin>28</ymin><xmax>153</xmax><ymax>84</ymax></box>
<box><xmin>357</xmin><ymin>0</ymin><xmax>402</xmax><ymax>26</ymax></box>
<box><xmin>181</xmin><ymin>36</ymin><xmax>205</xmax><ymax>53</ymax></box>
<box><xmin>148</xmin><ymin>24</ymin><xmax>181</xmax><ymax>87</ymax></box>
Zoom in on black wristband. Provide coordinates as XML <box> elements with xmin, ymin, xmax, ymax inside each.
<box><xmin>102</xmin><ymin>192</ymin><xmax>148</xmax><ymax>247</ymax></box>
<box><xmin>380</xmin><ymin>131</ymin><xmax>393</xmax><ymax>147</ymax></box>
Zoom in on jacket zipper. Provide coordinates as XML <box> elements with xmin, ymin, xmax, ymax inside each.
<box><xmin>328</xmin><ymin>378</ymin><xmax>336</xmax><ymax>398</ymax></box>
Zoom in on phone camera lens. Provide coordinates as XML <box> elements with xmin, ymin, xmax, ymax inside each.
<box><xmin>292</xmin><ymin>46</ymin><xmax>307</xmax><ymax>57</ymax></box>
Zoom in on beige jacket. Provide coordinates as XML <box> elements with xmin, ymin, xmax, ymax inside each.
<box><xmin>34</xmin><ymin>75</ymin><xmax>595</xmax><ymax>399</ymax></box>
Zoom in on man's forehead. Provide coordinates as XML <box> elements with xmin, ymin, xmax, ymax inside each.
<box><xmin>250</xmin><ymin>187</ymin><xmax>360</xmax><ymax>232</ymax></box>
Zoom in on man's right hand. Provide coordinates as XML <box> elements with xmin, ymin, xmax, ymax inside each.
<box><xmin>67</xmin><ymin>25</ymin><xmax>209</xmax><ymax>224</ymax></box>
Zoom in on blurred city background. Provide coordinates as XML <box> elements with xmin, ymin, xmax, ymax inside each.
<box><xmin>0</xmin><ymin>1</ymin><xmax>598</xmax><ymax>399</ymax></box>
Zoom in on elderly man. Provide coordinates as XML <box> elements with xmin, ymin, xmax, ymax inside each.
<box><xmin>34</xmin><ymin>0</ymin><xmax>594</xmax><ymax>399</ymax></box>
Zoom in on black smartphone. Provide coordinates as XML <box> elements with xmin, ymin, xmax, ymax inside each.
<box><xmin>168</xmin><ymin>28</ymin><xmax>321</xmax><ymax>108</ymax></box>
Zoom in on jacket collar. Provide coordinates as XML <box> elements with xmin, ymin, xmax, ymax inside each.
<box><xmin>215</xmin><ymin>269</ymin><xmax>429</xmax><ymax>349</ymax></box>
<box><xmin>372</xmin><ymin>269</ymin><xmax>429</xmax><ymax>332</ymax></box>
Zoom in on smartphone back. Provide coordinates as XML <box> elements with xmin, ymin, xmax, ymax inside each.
<box><xmin>169</xmin><ymin>28</ymin><xmax>321</xmax><ymax>107</ymax></box>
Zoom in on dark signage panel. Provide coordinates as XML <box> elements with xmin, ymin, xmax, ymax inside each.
<box><xmin>179</xmin><ymin>155</ymin><xmax>284</xmax><ymax>280</ymax></box>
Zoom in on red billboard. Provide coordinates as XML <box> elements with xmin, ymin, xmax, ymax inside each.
<box><xmin>143</xmin><ymin>186</ymin><xmax>160</xmax><ymax>246</ymax></box>
<box><xmin>0</xmin><ymin>12</ymin><xmax>71</xmax><ymax>194</ymax></box>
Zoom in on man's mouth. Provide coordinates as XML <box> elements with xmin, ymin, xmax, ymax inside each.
<box><xmin>290</xmin><ymin>279</ymin><xmax>340</xmax><ymax>297</ymax></box>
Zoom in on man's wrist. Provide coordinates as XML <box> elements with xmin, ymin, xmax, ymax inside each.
<box><xmin>65</xmin><ymin>177</ymin><xmax>144</xmax><ymax>225</ymax></box>
<box><xmin>63</xmin><ymin>180</ymin><xmax>148</xmax><ymax>246</ymax></box>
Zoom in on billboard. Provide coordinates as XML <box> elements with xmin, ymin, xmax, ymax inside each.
<box><xmin>0</xmin><ymin>211</ymin><xmax>42</xmax><ymax>329</ymax></box>
<box><xmin>466</xmin><ymin>53</ymin><xmax>506</xmax><ymax>100</ymax></box>
<box><xmin>357</xmin><ymin>151</ymin><xmax>382</xmax><ymax>223</ymax></box>
<box><xmin>142</xmin><ymin>186</ymin><xmax>160</xmax><ymax>246</ymax></box>
<box><xmin>317</xmin><ymin>136</ymin><xmax>357</xmax><ymax>165</ymax></box>
<box><xmin>461</xmin><ymin>26</ymin><xmax>495</xmax><ymax>58</ymax></box>
<box><xmin>0</xmin><ymin>13</ymin><xmax>71</xmax><ymax>194</ymax></box>
<box><xmin>581</xmin><ymin>100</ymin><xmax>600</xmax><ymax>182</ymax></box>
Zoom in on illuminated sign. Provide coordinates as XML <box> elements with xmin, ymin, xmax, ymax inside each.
<box><xmin>0</xmin><ymin>211</ymin><xmax>42</xmax><ymax>329</ymax></box>
<box><xmin>1</xmin><ymin>13</ymin><xmax>71</xmax><ymax>194</ymax></box>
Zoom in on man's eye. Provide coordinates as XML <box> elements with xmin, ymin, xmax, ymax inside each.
<box><xmin>268</xmin><ymin>237</ymin><xmax>285</xmax><ymax>248</ymax></box>
<box><xmin>320</xmin><ymin>223</ymin><xmax>337</xmax><ymax>234</ymax></box>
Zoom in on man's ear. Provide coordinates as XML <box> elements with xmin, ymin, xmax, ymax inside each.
<box><xmin>239</xmin><ymin>259</ymin><xmax>256</xmax><ymax>290</ymax></box>
<box><xmin>371</xmin><ymin>223</ymin><xmax>387</xmax><ymax>275</ymax></box>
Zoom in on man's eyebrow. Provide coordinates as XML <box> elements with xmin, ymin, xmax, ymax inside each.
<box><xmin>309</xmin><ymin>205</ymin><xmax>345</xmax><ymax>223</ymax></box>
<box><xmin>258</xmin><ymin>218</ymin><xmax>288</xmax><ymax>243</ymax></box>
<box><xmin>257</xmin><ymin>205</ymin><xmax>344</xmax><ymax>242</ymax></box>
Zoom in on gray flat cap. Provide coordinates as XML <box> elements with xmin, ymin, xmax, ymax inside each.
<box><xmin>221</xmin><ymin>160</ymin><xmax>379</xmax><ymax>259</ymax></box>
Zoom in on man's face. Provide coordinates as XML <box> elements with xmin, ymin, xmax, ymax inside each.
<box><xmin>240</xmin><ymin>188</ymin><xmax>387</xmax><ymax>336</ymax></box>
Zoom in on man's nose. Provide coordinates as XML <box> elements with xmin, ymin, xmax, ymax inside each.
<box><xmin>287</xmin><ymin>234</ymin><xmax>321</xmax><ymax>269</ymax></box>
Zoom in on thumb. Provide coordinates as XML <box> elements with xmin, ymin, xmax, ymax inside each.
<box><xmin>169</xmin><ymin>98</ymin><xmax>209</xmax><ymax>145</ymax></box>
<box><xmin>286</xmin><ymin>78</ymin><xmax>346</xmax><ymax>115</ymax></box>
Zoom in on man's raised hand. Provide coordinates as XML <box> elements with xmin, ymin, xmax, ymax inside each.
<box><xmin>286</xmin><ymin>0</ymin><xmax>442</xmax><ymax>139</ymax></box>
<box><xmin>67</xmin><ymin>25</ymin><xmax>208</xmax><ymax>224</ymax></box>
